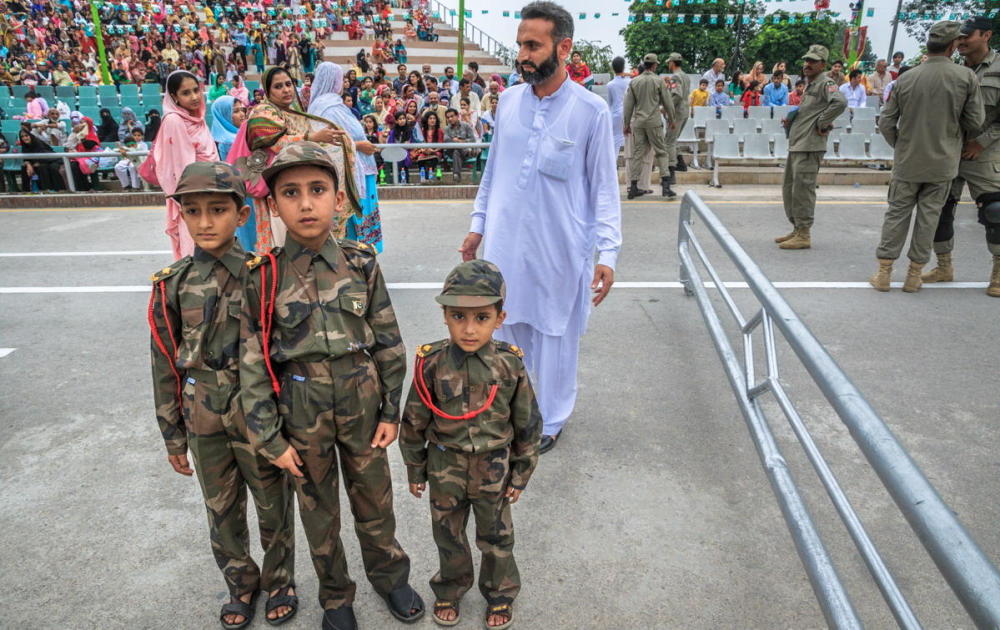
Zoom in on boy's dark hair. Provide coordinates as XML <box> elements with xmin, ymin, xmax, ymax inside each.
<box><xmin>458</xmin><ymin>78</ymin><xmax>470</xmax><ymax>86</ymax></box>
<box><xmin>848</xmin><ymin>69</ymin><xmax>863</xmax><ymax>79</ymax></box>
<box><xmin>772</xmin><ymin>71</ymin><xmax>784</xmax><ymax>79</ymax></box>
<box><xmin>611</xmin><ymin>56</ymin><xmax>625</xmax><ymax>74</ymax></box>
<box><xmin>795</xmin><ymin>79</ymin><xmax>805</xmax><ymax>87</ymax></box>
<box><xmin>699</xmin><ymin>78</ymin><xmax>709</xmax><ymax>85</ymax></box>
<box><xmin>715</xmin><ymin>79</ymin><xmax>725</xmax><ymax>87</ymax></box>
<box><xmin>468</xmin><ymin>61</ymin><xmax>479</xmax><ymax>71</ymax></box>
<box><xmin>445</xmin><ymin>107</ymin><xmax>459</xmax><ymax>117</ymax></box>
<box><xmin>520</xmin><ymin>1</ymin><xmax>574</xmax><ymax>43</ymax></box>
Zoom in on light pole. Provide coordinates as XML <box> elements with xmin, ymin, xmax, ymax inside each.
<box><xmin>457</xmin><ymin>0</ymin><xmax>466</xmax><ymax>76</ymax></box>
<box><xmin>887</xmin><ymin>0</ymin><xmax>905</xmax><ymax>60</ymax></box>
<box><xmin>88</xmin><ymin>0</ymin><xmax>113</xmax><ymax>85</ymax></box>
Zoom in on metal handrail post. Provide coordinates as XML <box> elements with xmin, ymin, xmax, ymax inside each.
<box><xmin>680</xmin><ymin>191</ymin><xmax>1000</xmax><ymax>627</ymax></box>
<box><xmin>60</xmin><ymin>156</ymin><xmax>76</xmax><ymax>192</ymax></box>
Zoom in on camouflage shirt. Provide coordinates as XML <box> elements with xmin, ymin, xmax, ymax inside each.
<box><xmin>399</xmin><ymin>339</ymin><xmax>542</xmax><ymax>489</ymax></box>
<box><xmin>240</xmin><ymin>235</ymin><xmax>406</xmax><ymax>461</ymax></box>
<box><xmin>149</xmin><ymin>241</ymin><xmax>249</xmax><ymax>455</ymax></box>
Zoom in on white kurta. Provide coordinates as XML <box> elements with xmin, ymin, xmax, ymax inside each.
<box><xmin>471</xmin><ymin>76</ymin><xmax>623</xmax><ymax>337</ymax></box>
<box><xmin>607</xmin><ymin>74</ymin><xmax>631</xmax><ymax>154</ymax></box>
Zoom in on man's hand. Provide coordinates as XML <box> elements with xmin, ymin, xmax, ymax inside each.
<box><xmin>781</xmin><ymin>118</ymin><xmax>789</xmax><ymax>129</ymax></box>
<box><xmin>591</xmin><ymin>264</ymin><xmax>614</xmax><ymax>306</ymax></box>
<box><xmin>273</xmin><ymin>445</ymin><xmax>305</xmax><ymax>477</ymax></box>
<box><xmin>167</xmin><ymin>453</ymin><xmax>194</xmax><ymax>476</ymax></box>
<box><xmin>668</xmin><ymin>121</ymin><xmax>676</xmax><ymax>131</ymax></box>
<box><xmin>816</xmin><ymin>124</ymin><xmax>831</xmax><ymax>137</ymax></box>
<box><xmin>371</xmin><ymin>422</ymin><xmax>398</xmax><ymax>448</ymax></box>
<box><xmin>623</xmin><ymin>125</ymin><xmax>630</xmax><ymax>136</ymax></box>
<box><xmin>504</xmin><ymin>486</ymin><xmax>523</xmax><ymax>503</ymax></box>
<box><xmin>458</xmin><ymin>232</ymin><xmax>482</xmax><ymax>262</ymax></box>
<box><xmin>409</xmin><ymin>482</ymin><xmax>425</xmax><ymax>498</ymax></box>
<box><xmin>962</xmin><ymin>139</ymin><xmax>984</xmax><ymax>161</ymax></box>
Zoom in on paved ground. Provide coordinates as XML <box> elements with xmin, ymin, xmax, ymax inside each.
<box><xmin>1</xmin><ymin>190</ymin><xmax>997</xmax><ymax>629</ymax></box>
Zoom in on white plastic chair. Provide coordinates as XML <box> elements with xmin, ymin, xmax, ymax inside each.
<box><xmin>772</xmin><ymin>105</ymin><xmax>791</xmax><ymax>121</ymax></box>
<box><xmin>744</xmin><ymin>134</ymin><xmax>772</xmax><ymax>159</ymax></box>
<box><xmin>704</xmin><ymin>118</ymin><xmax>731</xmax><ymax>142</ymax></box>
<box><xmin>773</xmin><ymin>134</ymin><xmax>789</xmax><ymax>159</ymax></box>
<box><xmin>834</xmin><ymin>134</ymin><xmax>868</xmax><ymax>160</ymax></box>
<box><xmin>869</xmin><ymin>134</ymin><xmax>894</xmax><ymax>161</ymax></box>
<box><xmin>710</xmin><ymin>134</ymin><xmax>741</xmax><ymax>187</ymax></box>
<box><xmin>760</xmin><ymin>118</ymin><xmax>783</xmax><ymax>135</ymax></box>
<box><xmin>677</xmin><ymin>119</ymin><xmax>702</xmax><ymax>169</ymax></box>
<box><xmin>732</xmin><ymin>118</ymin><xmax>759</xmax><ymax>136</ymax></box>
<box><xmin>850</xmin><ymin>119</ymin><xmax>877</xmax><ymax>137</ymax></box>
<box><xmin>747</xmin><ymin>105</ymin><xmax>771</xmax><ymax>119</ymax></box>
<box><xmin>720</xmin><ymin>106</ymin><xmax>743</xmax><ymax>120</ymax></box>
<box><xmin>852</xmin><ymin>107</ymin><xmax>877</xmax><ymax>121</ymax></box>
<box><xmin>692</xmin><ymin>106</ymin><xmax>714</xmax><ymax>129</ymax></box>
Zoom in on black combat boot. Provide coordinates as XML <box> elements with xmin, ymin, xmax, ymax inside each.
<box><xmin>661</xmin><ymin>176</ymin><xmax>677</xmax><ymax>199</ymax></box>
<box><xmin>675</xmin><ymin>155</ymin><xmax>688</xmax><ymax>172</ymax></box>
<box><xmin>667</xmin><ymin>166</ymin><xmax>676</xmax><ymax>185</ymax></box>
<box><xmin>627</xmin><ymin>180</ymin><xmax>648</xmax><ymax>200</ymax></box>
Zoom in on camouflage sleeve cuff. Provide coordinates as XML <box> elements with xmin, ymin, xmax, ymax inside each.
<box><xmin>165</xmin><ymin>441</ymin><xmax>188</xmax><ymax>456</ymax></box>
<box><xmin>406</xmin><ymin>464</ymin><xmax>427</xmax><ymax>484</ymax></box>
<box><xmin>509</xmin><ymin>467</ymin><xmax>533</xmax><ymax>490</ymax></box>
<box><xmin>259</xmin><ymin>434</ymin><xmax>292</xmax><ymax>462</ymax></box>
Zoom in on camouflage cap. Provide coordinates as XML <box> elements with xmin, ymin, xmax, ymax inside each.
<box><xmin>168</xmin><ymin>161</ymin><xmax>246</xmax><ymax>202</ymax></box>
<box><xmin>642</xmin><ymin>53</ymin><xmax>659</xmax><ymax>64</ymax></box>
<box><xmin>435</xmin><ymin>259</ymin><xmax>506</xmax><ymax>308</ymax></box>
<box><xmin>666</xmin><ymin>52</ymin><xmax>684</xmax><ymax>64</ymax></box>
<box><xmin>261</xmin><ymin>140</ymin><xmax>340</xmax><ymax>188</ymax></box>
<box><xmin>928</xmin><ymin>20</ymin><xmax>963</xmax><ymax>45</ymax></box>
<box><xmin>802</xmin><ymin>44</ymin><xmax>830</xmax><ymax>62</ymax></box>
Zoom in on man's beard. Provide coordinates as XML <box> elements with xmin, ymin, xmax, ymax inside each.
<box><xmin>518</xmin><ymin>46</ymin><xmax>561</xmax><ymax>85</ymax></box>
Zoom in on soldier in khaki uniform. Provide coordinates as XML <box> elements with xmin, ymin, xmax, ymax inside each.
<box><xmin>922</xmin><ymin>16</ymin><xmax>1000</xmax><ymax>297</ymax></box>
<box><xmin>400</xmin><ymin>260</ymin><xmax>541</xmax><ymax>630</ymax></box>
<box><xmin>776</xmin><ymin>45</ymin><xmax>847</xmax><ymax>250</ymax></box>
<box><xmin>148</xmin><ymin>162</ymin><xmax>297</xmax><ymax>629</ymax></box>
<box><xmin>239</xmin><ymin>142</ymin><xmax>424</xmax><ymax>630</ymax></box>
<box><xmin>624</xmin><ymin>52</ymin><xmax>677</xmax><ymax>199</ymax></box>
<box><xmin>665</xmin><ymin>52</ymin><xmax>690</xmax><ymax>175</ymax></box>
<box><xmin>870</xmin><ymin>21</ymin><xmax>985</xmax><ymax>292</ymax></box>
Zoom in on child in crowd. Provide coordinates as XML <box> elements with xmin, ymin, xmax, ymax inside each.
<box><xmin>709</xmin><ymin>79</ymin><xmax>731</xmax><ymax>108</ymax></box>
<box><xmin>148</xmin><ymin>161</ymin><xmax>296</xmax><ymax>630</ymax></box>
<box><xmin>790</xmin><ymin>80</ymin><xmax>806</xmax><ymax>106</ymax></box>
<box><xmin>115</xmin><ymin>127</ymin><xmax>147</xmax><ymax>190</ymax></box>
<box><xmin>690</xmin><ymin>78</ymin><xmax>710</xmax><ymax>107</ymax></box>
<box><xmin>239</xmin><ymin>142</ymin><xmax>424</xmax><ymax>630</ymax></box>
<box><xmin>400</xmin><ymin>260</ymin><xmax>542</xmax><ymax>630</ymax></box>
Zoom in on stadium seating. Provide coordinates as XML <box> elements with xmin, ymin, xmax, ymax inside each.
<box><xmin>869</xmin><ymin>134</ymin><xmax>893</xmax><ymax>161</ymax></box>
<box><xmin>746</xmin><ymin>105</ymin><xmax>770</xmax><ymax>119</ymax></box>
<box><xmin>833</xmin><ymin>134</ymin><xmax>868</xmax><ymax>160</ymax></box>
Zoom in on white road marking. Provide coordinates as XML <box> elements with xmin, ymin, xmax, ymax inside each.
<box><xmin>0</xmin><ymin>282</ymin><xmax>988</xmax><ymax>294</ymax></box>
<box><xmin>0</xmin><ymin>250</ymin><xmax>172</xmax><ymax>257</ymax></box>
<box><xmin>0</xmin><ymin>348</ymin><xmax>15</xmax><ymax>358</ymax></box>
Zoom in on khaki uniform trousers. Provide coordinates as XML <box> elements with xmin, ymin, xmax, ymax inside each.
<box><xmin>938</xmin><ymin>158</ymin><xmax>1000</xmax><ymax>256</ymax></box>
<box><xmin>623</xmin><ymin>131</ymin><xmax>654</xmax><ymax>187</ymax></box>
<box><xmin>876</xmin><ymin>179</ymin><xmax>951</xmax><ymax>264</ymax></box>
<box><xmin>627</xmin><ymin>124</ymin><xmax>671</xmax><ymax>183</ymax></box>
<box><xmin>782</xmin><ymin>151</ymin><xmax>824</xmax><ymax>229</ymax></box>
<box><xmin>664</xmin><ymin>115</ymin><xmax>684</xmax><ymax>163</ymax></box>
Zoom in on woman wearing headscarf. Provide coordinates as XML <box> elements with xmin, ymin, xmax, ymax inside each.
<box><xmin>208</xmin><ymin>95</ymin><xmax>257</xmax><ymax>250</ymax></box>
<box><xmin>151</xmin><ymin>70</ymin><xmax>219</xmax><ymax>259</ymax></box>
<box><xmin>208</xmin><ymin>74</ymin><xmax>229</xmax><ymax>101</ymax></box>
<box><xmin>308</xmin><ymin>61</ymin><xmax>384</xmax><ymax>252</ymax></box>
<box><xmin>144</xmin><ymin>109</ymin><xmax>161</xmax><ymax>143</ymax></box>
<box><xmin>18</xmin><ymin>128</ymin><xmax>65</xmax><ymax>192</ymax></box>
<box><xmin>228</xmin><ymin>74</ymin><xmax>250</xmax><ymax>106</ymax></box>
<box><xmin>96</xmin><ymin>108</ymin><xmax>119</xmax><ymax>143</ymax></box>
<box><xmin>233</xmin><ymin>66</ymin><xmax>361</xmax><ymax>250</ymax></box>
<box><xmin>117</xmin><ymin>107</ymin><xmax>145</xmax><ymax>142</ymax></box>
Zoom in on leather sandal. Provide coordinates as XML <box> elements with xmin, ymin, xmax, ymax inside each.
<box><xmin>265</xmin><ymin>585</ymin><xmax>299</xmax><ymax>626</ymax></box>
<box><xmin>220</xmin><ymin>591</ymin><xmax>259</xmax><ymax>630</ymax></box>
<box><xmin>322</xmin><ymin>606</ymin><xmax>358</xmax><ymax>630</ymax></box>
<box><xmin>432</xmin><ymin>600</ymin><xmax>461</xmax><ymax>627</ymax></box>
<box><xmin>382</xmin><ymin>583</ymin><xmax>425</xmax><ymax>623</ymax></box>
<box><xmin>484</xmin><ymin>602</ymin><xmax>513</xmax><ymax>629</ymax></box>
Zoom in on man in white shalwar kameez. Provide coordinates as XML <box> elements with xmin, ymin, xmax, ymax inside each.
<box><xmin>459</xmin><ymin>1</ymin><xmax>622</xmax><ymax>454</ymax></box>
<box><xmin>606</xmin><ymin>56</ymin><xmax>631</xmax><ymax>155</ymax></box>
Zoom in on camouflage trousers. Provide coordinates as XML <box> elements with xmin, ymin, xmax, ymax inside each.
<box><xmin>427</xmin><ymin>445</ymin><xmax>519</xmax><ymax>606</ymax></box>
<box><xmin>278</xmin><ymin>355</ymin><xmax>411</xmax><ymax>611</ymax></box>
<box><xmin>182</xmin><ymin>368</ymin><xmax>296</xmax><ymax>598</ymax></box>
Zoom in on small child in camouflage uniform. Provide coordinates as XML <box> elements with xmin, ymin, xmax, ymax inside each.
<box><xmin>238</xmin><ymin>141</ymin><xmax>424</xmax><ymax>630</ymax></box>
<box><xmin>400</xmin><ymin>260</ymin><xmax>542</xmax><ymax>630</ymax></box>
<box><xmin>148</xmin><ymin>161</ymin><xmax>297</xmax><ymax>630</ymax></box>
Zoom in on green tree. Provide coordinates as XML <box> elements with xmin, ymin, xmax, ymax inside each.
<box><xmin>572</xmin><ymin>39</ymin><xmax>614</xmax><ymax>75</ymax></box>
<box><xmin>897</xmin><ymin>1</ymin><xmax>998</xmax><ymax>50</ymax></box>
<box><xmin>744</xmin><ymin>14</ymin><xmax>877</xmax><ymax>71</ymax></box>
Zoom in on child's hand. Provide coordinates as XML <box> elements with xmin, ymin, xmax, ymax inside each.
<box><xmin>273</xmin><ymin>445</ymin><xmax>305</xmax><ymax>477</ymax></box>
<box><xmin>409</xmin><ymin>482</ymin><xmax>425</xmax><ymax>498</ymax></box>
<box><xmin>371</xmin><ymin>422</ymin><xmax>398</xmax><ymax>448</ymax></box>
<box><xmin>167</xmin><ymin>453</ymin><xmax>194</xmax><ymax>476</ymax></box>
<box><xmin>504</xmin><ymin>487</ymin><xmax>522</xmax><ymax>504</ymax></box>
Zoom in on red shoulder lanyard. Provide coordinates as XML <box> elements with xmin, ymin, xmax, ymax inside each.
<box><xmin>148</xmin><ymin>280</ymin><xmax>182</xmax><ymax>403</ymax></box>
<box><xmin>413</xmin><ymin>355</ymin><xmax>499</xmax><ymax>421</ymax></box>
<box><xmin>257</xmin><ymin>250</ymin><xmax>281</xmax><ymax>396</ymax></box>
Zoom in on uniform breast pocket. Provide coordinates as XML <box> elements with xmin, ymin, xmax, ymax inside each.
<box><xmin>538</xmin><ymin>134</ymin><xmax>576</xmax><ymax>181</ymax></box>
<box><xmin>434</xmin><ymin>377</ymin><xmax>464</xmax><ymax>410</ymax></box>
<box><xmin>180</xmin><ymin>303</ymin><xmax>205</xmax><ymax>331</ymax></box>
<box><xmin>339</xmin><ymin>291</ymin><xmax>368</xmax><ymax>318</ymax></box>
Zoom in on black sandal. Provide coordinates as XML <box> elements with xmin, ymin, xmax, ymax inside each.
<box><xmin>485</xmin><ymin>603</ymin><xmax>513</xmax><ymax>630</ymax></box>
<box><xmin>265</xmin><ymin>585</ymin><xmax>299</xmax><ymax>626</ymax></box>
<box><xmin>322</xmin><ymin>606</ymin><xmax>358</xmax><ymax>630</ymax></box>
<box><xmin>432</xmin><ymin>600</ymin><xmax>461</xmax><ymax>627</ymax></box>
<box><xmin>382</xmin><ymin>583</ymin><xmax>425</xmax><ymax>623</ymax></box>
<box><xmin>219</xmin><ymin>591</ymin><xmax>259</xmax><ymax>630</ymax></box>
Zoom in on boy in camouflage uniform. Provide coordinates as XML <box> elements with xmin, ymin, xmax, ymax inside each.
<box><xmin>238</xmin><ymin>142</ymin><xmax>423</xmax><ymax>630</ymax></box>
<box><xmin>400</xmin><ymin>260</ymin><xmax>542</xmax><ymax>630</ymax></box>
<box><xmin>148</xmin><ymin>162</ymin><xmax>296</xmax><ymax>630</ymax></box>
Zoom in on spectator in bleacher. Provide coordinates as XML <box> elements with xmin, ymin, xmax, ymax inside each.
<box><xmin>828</xmin><ymin>60</ymin><xmax>846</xmax><ymax>85</ymax></box>
<box><xmin>481</xmin><ymin>95</ymin><xmax>499</xmax><ymax>136</ymax></box>
<box><xmin>24</xmin><ymin>91</ymin><xmax>48</xmax><ymax>120</ymax></box>
<box><xmin>343</xmin><ymin>93</ymin><xmax>363</xmax><ymax>119</ymax></box>
<box><xmin>440</xmin><ymin>66</ymin><xmax>458</xmax><ymax>94</ymax></box>
<box><xmin>385</xmin><ymin>111</ymin><xmax>415</xmax><ymax>181</ymax></box>
<box><xmin>741</xmin><ymin>80</ymin><xmax>762</xmax><ymax>112</ymax></box>
<box><xmin>867</xmin><ymin>59</ymin><xmax>891</xmax><ymax>102</ymax></box>
<box><xmin>144</xmin><ymin>109</ymin><xmax>161</xmax><ymax>143</ymax></box>
<box><xmin>840</xmin><ymin>69</ymin><xmax>867</xmax><ymax>108</ymax></box>
<box><xmin>607</xmin><ymin>56</ymin><xmax>631</xmax><ymax>154</ymax></box>
<box><xmin>393</xmin><ymin>39</ymin><xmax>407</xmax><ymax>64</ymax></box>
<box><xmin>743</xmin><ymin>61</ymin><xmax>766</xmax><ymax>90</ymax></box>
<box><xmin>53</xmin><ymin>62</ymin><xmax>73</xmax><ymax>87</ymax></box>
<box><xmin>566</xmin><ymin>50</ymin><xmax>591</xmax><ymax>87</ymax></box>
<box><xmin>889</xmin><ymin>51</ymin><xmax>905</xmax><ymax>79</ymax></box>
<box><xmin>763</xmin><ymin>72</ymin><xmax>788</xmax><ymax>106</ymax></box>
<box><xmin>690</xmin><ymin>78</ymin><xmax>710</xmax><ymax>107</ymax></box>
<box><xmin>114</xmin><ymin>128</ymin><xmax>146</xmax><ymax>191</ymax></box>
<box><xmin>18</xmin><ymin>128</ymin><xmax>64</xmax><ymax>192</ymax></box>
<box><xmin>30</xmin><ymin>109</ymin><xmax>67</xmax><ymax>148</ymax></box>
<box><xmin>421</xmin><ymin>90</ymin><xmax>448</xmax><ymax>127</ymax></box>
<box><xmin>703</xmin><ymin>58</ymin><xmax>726</xmax><ymax>88</ymax></box>
<box><xmin>393</xmin><ymin>63</ymin><xmax>408</xmax><ymax>93</ymax></box>
<box><xmin>482</xmin><ymin>81</ymin><xmax>502</xmax><ymax>111</ymax></box>
<box><xmin>153</xmin><ymin>70</ymin><xmax>219</xmax><ymax>259</ymax></box>
<box><xmin>208</xmin><ymin>73</ymin><xmax>228</xmax><ymax>101</ymax></box>
<box><xmin>118</xmin><ymin>107</ymin><xmax>144</xmax><ymax>142</ymax></box>
<box><xmin>443</xmin><ymin>107</ymin><xmax>475</xmax><ymax>182</ymax></box>
<box><xmin>709</xmin><ymin>79</ymin><xmax>731</xmax><ymax>107</ymax></box>
<box><xmin>771</xmin><ymin>62</ymin><xmax>793</xmax><ymax>88</ymax></box>
<box><xmin>210</xmin><ymin>96</ymin><xmax>240</xmax><ymax>160</ymax></box>
<box><xmin>462</xmin><ymin>69</ymin><xmax>484</xmax><ymax>97</ymax></box>
<box><xmin>789</xmin><ymin>80</ymin><xmax>805</xmax><ymax>106</ymax></box>
<box><xmin>459</xmin><ymin>96</ymin><xmax>482</xmax><ymax>140</ymax></box>
<box><xmin>0</xmin><ymin>136</ymin><xmax>22</xmax><ymax>193</ymax></box>
<box><xmin>728</xmin><ymin>74</ymin><xmax>745</xmax><ymax>101</ymax></box>
<box><xmin>457</xmin><ymin>78</ymin><xmax>481</xmax><ymax>111</ymax></box>
<box><xmin>412</xmin><ymin>111</ymin><xmax>443</xmax><ymax>173</ymax></box>
<box><xmin>468</xmin><ymin>60</ymin><xmax>487</xmax><ymax>88</ymax></box>
<box><xmin>407</xmin><ymin>70</ymin><xmax>427</xmax><ymax>99</ymax></box>
<box><xmin>96</xmin><ymin>108</ymin><xmax>119</xmax><ymax>143</ymax></box>
<box><xmin>883</xmin><ymin>65</ymin><xmax>909</xmax><ymax>104</ymax></box>
<box><xmin>229</xmin><ymin>75</ymin><xmax>250</xmax><ymax>106</ymax></box>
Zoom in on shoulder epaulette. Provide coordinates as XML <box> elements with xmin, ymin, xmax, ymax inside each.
<box><xmin>246</xmin><ymin>247</ymin><xmax>282</xmax><ymax>270</ymax></box>
<box><xmin>150</xmin><ymin>257</ymin><xmax>190</xmax><ymax>283</ymax></box>
<box><xmin>495</xmin><ymin>340</ymin><xmax>524</xmax><ymax>359</ymax></box>
<box><xmin>415</xmin><ymin>339</ymin><xmax>449</xmax><ymax>358</ymax></box>
<box><xmin>337</xmin><ymin>238</ymin><xmax>375</xmax><ymax>255</ymax></box>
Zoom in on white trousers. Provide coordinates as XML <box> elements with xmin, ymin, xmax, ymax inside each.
<box><xmin>496</xmin><ymin>306</ymin><xmax>586</xmax><ymax>437</ymax></box>
<box><xmin>115</xmin><ymin>161</ymin><xmax>139</xmax><ymax>189</ymax></box>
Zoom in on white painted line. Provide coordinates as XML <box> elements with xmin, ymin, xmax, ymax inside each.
<box><xmin>0</xmin><ymin>282</ymin><xmax>988</xmax><ymax>294</ymax></box>
<box><xmin>0</xmin><ymin>348</ymin><xmax>15</xmax><ymax>358</ymax></box>
<box><xmin>0</xmin><ymin>250</ymin><xmax>171</xmax><ymax>257</ymax></box>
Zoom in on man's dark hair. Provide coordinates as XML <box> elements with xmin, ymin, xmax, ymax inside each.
<box><xmin>445</xmin><ymin>66</ymin><xmax>454</xmax><ymax>73</ymax></box>
<box><xmin>893</xmin><ymin>51</ymin><xmax>904</xmax><ymax>59</ymax></box>
<box><xmin>520</xmin><ymin>1</ymin><xmax>574</xmax><ymax>42</ymax></box>
<box><xmin>848</xmin><ymin>69</ymin><xmax>862</xmax><ymax>79</ymax></box>
<box><xmin>611</xmin><ymin>56</ymin><xmax>625</xmax><ymax>74</ymax></box>
<box><xmin>397</xmin><ymin>63</ymin><xmax>406</xmax><ymax>71</ymax></box>
<box><xmin>468</xmin><ymin>61</ymin><xmax>479</xmax><ymax>71</ymax></box>
<box><xmin>926</xmin><ymin>40</ymin><xmax>950</xmax><ymax>54</ymax></box>
<box><xmin>445</xmin><ymin>107</ymin><xmax>459</xmax><ymax>117</ymax></box>
<box><xmin>772</xmin><ymin>71</ymin><xmax>784</xmax><ymax>79</ymax></box>
<box><xmin>643</xmin><ymin>61</ymin><xmax>655</xmax><ymax>71</ymax></box>
<box><xmin>459</xmin><ymin>78</ymin><xmax>470</xmax><ymax>86</ymax></box>
<box><xmin>897</xmin><ymin>65</ymin><xmax>912</xmax><ymax>76</ymax></box>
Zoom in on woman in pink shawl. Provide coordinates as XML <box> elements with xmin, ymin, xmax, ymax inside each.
<box><xmin>228</xmin><ymin>75</ymin><xmax>250</xmax><ymax>106</ymax></box>
<box><xmin>153</xmin><ymin>70</ymin><xmax>219</xmax><ymax>259</ymax></box>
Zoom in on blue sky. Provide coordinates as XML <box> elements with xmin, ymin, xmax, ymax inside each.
<box><xmin>455</xmin><ymin>0</ymin><xmax>925</xmax><ymax>66</ymax></box>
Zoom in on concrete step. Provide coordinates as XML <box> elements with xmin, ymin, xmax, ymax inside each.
<box><xmin>324</xmin><ymin>33</ymin><xmax>468</xmax><ymax>47</ymax></box>
<box><xmin>619</xmin><ymin>165</ymin><xmax>892</xmax><ymax>187</ymax></box>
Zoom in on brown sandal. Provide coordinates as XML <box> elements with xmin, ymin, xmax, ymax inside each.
<box><xmin>484</xmin><ymin>603</ymin><xmax>513</xmax><ymax>629</ymax></box>
<box><xmin>432</xmin><ymin>600</ymin><xmax>460</xmax><ymax>627</ymax></box>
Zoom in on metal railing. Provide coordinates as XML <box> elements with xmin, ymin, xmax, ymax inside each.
<box><xmin>676</xmin><ymin>191</ymin><xmax>1000</xmax><ymax>629</ymax></box>
<box><xmin>426</xmin><ymin>0</ymin><xmax>509</xmax><ymax>61</ymax></box>
<box><xmin>374</xmin><ymin>140</ymin><xmax>489</xmax><ymax>185</ymax></box>
<box><xmin>0</xmin><ymin>149</ymin><xmax>149</xmax><ymax>193</ymax></box>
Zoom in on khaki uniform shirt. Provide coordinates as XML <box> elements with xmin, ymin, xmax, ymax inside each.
<box><xmin>399</xmin><ymin>339</ymin><xmax>542</xmax><ymax>489</ymax></box>
<box><xmin>239</xmin><ymin>236</ymin><xmax>406</xmax><ymax>460</ymax></box>
<box><xmin>150</xmin><ymin>242</ymin><xmax>249</xmax><ymax>455</ymax></box>
<box><xmin>670</xmin><ymin>72</ymin><xmax>691</xmax><ymax>122</ymax></box>
<box><xmin>964</xmin><ymin>49</ymin><xmax>1000</xmax><ymax>161</ymax></box>
<box><xmin>624</xmin><ymin>69</ymin><xmax>676</xmax><ymax>129</ymax></box>
<box><xmin>788</xmin><ymin>71</ymin><xmax>848</xmax><ymax>152</ymax></box>
<box><xmin>878</xmin><ymin>56</ymin><xmax>985</xmax><ymax>183</ymax></box>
